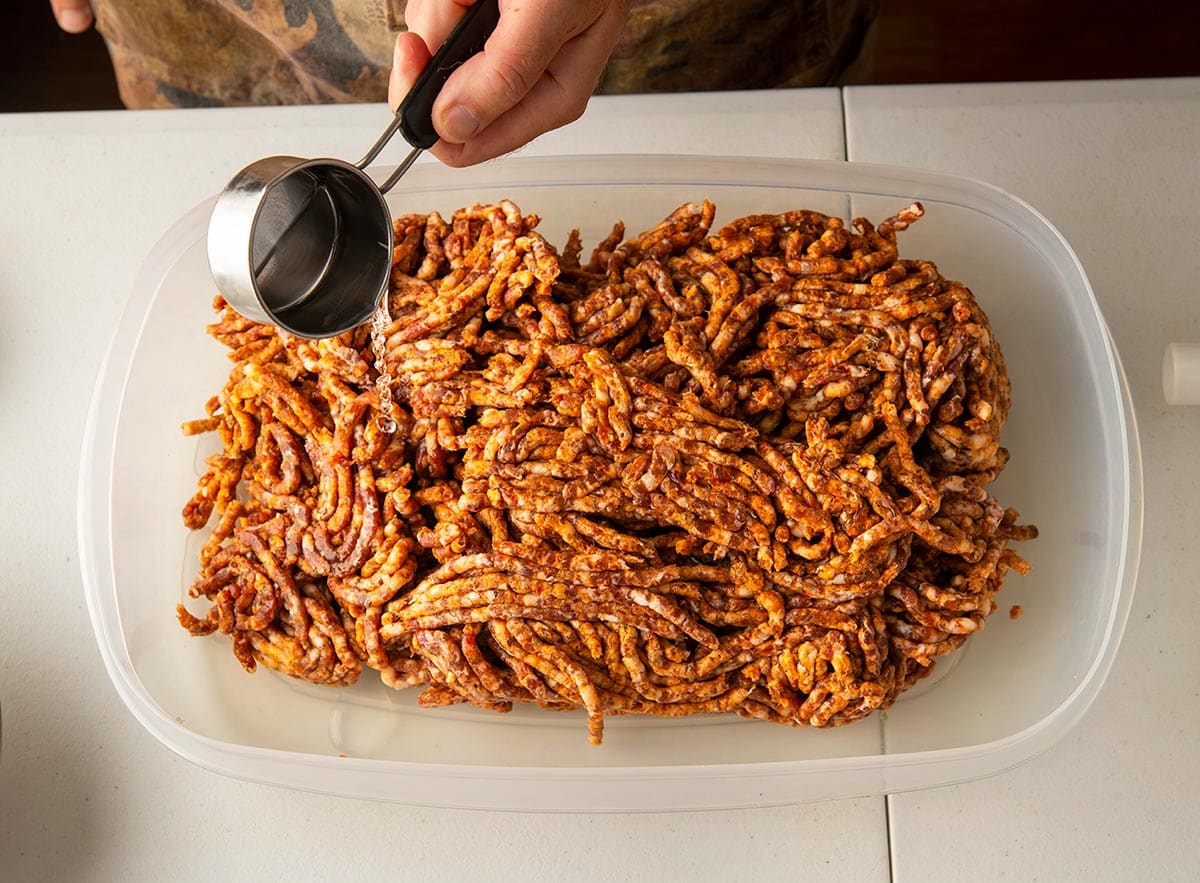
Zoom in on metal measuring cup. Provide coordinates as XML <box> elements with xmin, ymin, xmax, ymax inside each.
<box><xmin>207</xmin><ymin>0</ymin><xmax>501</xmax><ymax>339</ymax></box>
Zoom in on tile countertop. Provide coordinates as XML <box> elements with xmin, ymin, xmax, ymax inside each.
<box><xmin>0</xmin><ymin>78</ymin><xmax>1195</xmax><ymax>880</ymax></box>
<box><xmin>843</xmin><ymin>77</ymin><xmax>1200</xmax><ymax>879</ymax></box>
<box><xmin>0</xmin><ymin>92</ymin><xmax>895</xmax><ymax>882</ymax></box>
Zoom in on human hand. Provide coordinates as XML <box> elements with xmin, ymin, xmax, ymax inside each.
<box><xmin>389</xmin><ymin>0</ymin><xmax>630</xmax><ymax>167</ymax></box>
<box><xmin>49</xmin><ymin>0</ymin><xmax>94</xmax><ymax>33</ymax></box>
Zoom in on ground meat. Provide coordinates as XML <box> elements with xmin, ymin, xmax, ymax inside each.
<box><xmin>179</xmin><ymin>198</ymin><xmax>1036</xmax><ymax>743</ymax></box>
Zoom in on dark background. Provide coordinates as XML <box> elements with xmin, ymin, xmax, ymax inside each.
<box><xmin>3</xmin><ymin>0</ymin><xmax>1199</xmax><ymax>113</ymax></box>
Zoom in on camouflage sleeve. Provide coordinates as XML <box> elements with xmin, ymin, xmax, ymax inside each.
<box><xmin>93</xmin><ymin>0</ymin><xmax>877</xmax><ymax>109</ymax></box>
<box><xmin>93</xmin><ymin>0</ymin><xmax>402</xmax><ymax>108</ymax></box>
<box><xmin>602</xmin><ymin>0</ymin><xmax>878</xmax><ymax>93</ymax></box>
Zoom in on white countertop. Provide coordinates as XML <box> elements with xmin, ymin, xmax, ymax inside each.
<box><xmin>0</xmin><ymin>79</ymin><xmax>1195</xmax><ymax>879</ymax></box>
<box><xmin>844</xmin><ymin>77</ymin><xmax>1200</xmax><ymax>879</ymax></box>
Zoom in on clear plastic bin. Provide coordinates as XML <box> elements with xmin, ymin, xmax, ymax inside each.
<box><xmin>78</xmin><ymin>155</ymin><xmax>1141</xmax><ymax>811</ymax></box>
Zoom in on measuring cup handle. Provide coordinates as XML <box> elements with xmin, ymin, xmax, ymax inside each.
<box><xmin>398</xmin><ymin>0</ymin><xmax>502</xmax><ymax>150</ymax></box>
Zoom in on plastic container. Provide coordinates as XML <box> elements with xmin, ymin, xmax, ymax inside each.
<box><xmin>78</xmin><ymin>155</ymin><xmax>1141</xmax><ymax>811</ymax></box>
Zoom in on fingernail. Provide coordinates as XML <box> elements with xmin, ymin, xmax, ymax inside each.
<box><xmin>58</xmin><ymin>8</ymin><xmax>93</xmax><ymax>32</ymax></box>
<box><xmin>441</xmin><ymin>105</ymin><xmax>480</xmax><ymax>143</ymax></box>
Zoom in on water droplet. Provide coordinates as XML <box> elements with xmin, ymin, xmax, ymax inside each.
<box><xmin>370</xmin><ymin>301</ymin><xmax>399</xmax><ymax>434</ymax></box>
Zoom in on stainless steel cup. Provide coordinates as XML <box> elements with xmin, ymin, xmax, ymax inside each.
<box><xmin>205</xmin><ymin>0</ymin><xmax>500</xmax><ymax>339</ymax></box>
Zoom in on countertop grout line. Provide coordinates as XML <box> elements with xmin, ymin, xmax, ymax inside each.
<box><xmin>886</xmin><ymin>792</ymin><xmax>897</xmax><ymax>882</ymax></box>
<box><xmin>839</xmin><ymin>87</ymin><xmax>851</xmax><ymax>161</ymax></box>
<box><xmin>846</xmin><ymin>85</ymin><xmax>891</xmax><ymax>883</ymax></box>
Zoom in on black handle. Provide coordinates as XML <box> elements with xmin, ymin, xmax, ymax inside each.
<box><xmin>398</xmin><ymin>0</ymin><xmax>502</xmax><ymax>149</ymax></box>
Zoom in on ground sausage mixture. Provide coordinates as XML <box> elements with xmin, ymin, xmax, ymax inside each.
<box><xmin>179</xmin><ymin>199</ymin><xmax>1036</xmax><ymax>744</ymax></box>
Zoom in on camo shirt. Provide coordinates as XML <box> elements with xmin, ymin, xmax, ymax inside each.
<box><xmin>92</xmin><ymin>0</ymin><xmax>877</xmax><ymax>108</ymax></box>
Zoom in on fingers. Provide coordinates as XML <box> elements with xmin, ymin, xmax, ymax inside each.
<box><xmin>433</xmin><ymin>3</ymin><xmax>580</xmax><ymax>144</ymax></box>
<box><xmin>430</xmin><ymin>2</ymin><xmax>629</xmax><ymax>165</ymax></box>
<box><xmin>388</xmin><ymin>0</ymin><xmax>630</xmax><ymax>166</ymax></box>
<box><xmin>49</xmin><ymin>0</ymin><xmax>93</xmax><ymax>33</ymax></box>
<box><xmin>388</xmin><ymin>1</ymin><xmax>476</xmax><ymax>114</ymax></box>
<box><xmin>436</xmin><ymin>4</ymin><xmax>576</xmax><ymax>141</ymax></box>
<box><xmin>403</xmin><ymin>0</ymin><xmax>477</xmax><ymax>51</ymax></box>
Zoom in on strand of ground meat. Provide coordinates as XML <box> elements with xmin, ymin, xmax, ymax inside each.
<box><xmin>179</xmin><ymin>197</ymin><xmax>1036</xmax><ymax>743</ymax></box>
